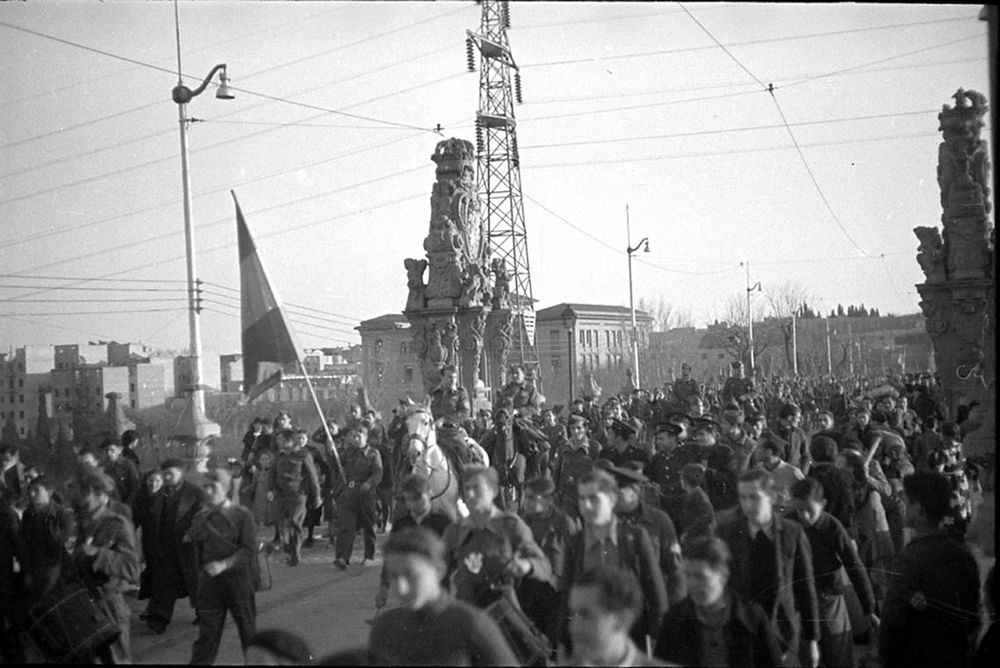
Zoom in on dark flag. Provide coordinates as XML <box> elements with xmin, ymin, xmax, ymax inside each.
<box><xmin>234</xmin><ymin>191</ymin><xmax>300</xmax><ymax>401</ymax></box>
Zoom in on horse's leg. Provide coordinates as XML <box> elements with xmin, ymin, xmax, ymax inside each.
<box><xmin>512</xmin><ymin>454</ymin><xmax>527</xmax><ymax>512</ymax></box>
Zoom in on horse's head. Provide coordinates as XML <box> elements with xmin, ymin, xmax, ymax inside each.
<box><xmin>403</xmin><ymin>396</ymin><xmax>435</xmax><ymax>462</ymax></box>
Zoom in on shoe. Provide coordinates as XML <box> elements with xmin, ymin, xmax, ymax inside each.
<box><xmin>361</xmin><ymin>558</ymin><xmax>375</xmax><ymax>567</ymax></box>
<box><xmin>288</xmin><ymin>555</ymin><xmax>300</xmax><ymax>567</ymax></box>
<box><xmin>334</xmin><ymin>558</ymin><xmax>348</xmax><ymax>570</ymax></box>
<box><xmin>303</xmin><ymin>537</ymin><xmax>315</xmax><ymax>548</ymax></box>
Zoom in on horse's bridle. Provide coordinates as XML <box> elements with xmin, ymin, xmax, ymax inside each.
<box><xmin>404</xmin><ymin>409</ymin><xmax>452</xmax><ymax>502</ymax></box>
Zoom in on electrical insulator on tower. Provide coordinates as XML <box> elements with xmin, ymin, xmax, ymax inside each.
<box><xmin>502</xmin><ymin>0</ymin><xmax>510</xmax><ymax>28</ymax></box>
<box><xmin>466</xmin><ymin>36</ymin><xmax>476</xmax><ymax>72</ymax></box>
<box><xmin>475</xmin><ymin>120</ymin><xmax>484</xmax><ymax>154</ymax></box>
<box><xmin>514</xmin><ymin>73</ymin><xmax>523</xmax><ymax>105</ymax></box>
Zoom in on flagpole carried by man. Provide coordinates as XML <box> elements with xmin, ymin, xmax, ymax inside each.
<box><xmin>233</xmin><ymin>192</ymin><xmax>345</xmax><ymax>487</ymax></box>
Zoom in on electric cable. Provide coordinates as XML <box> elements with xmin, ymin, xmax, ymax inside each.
<box><xmin>678</xmin><ymin>3</ymin><xmax>768</xmax><ymax>90</ymax></box>
<box><xmin>0</xmin><ymin>307</ymin><xmax>188</xmax><ymax>316</ymax></box>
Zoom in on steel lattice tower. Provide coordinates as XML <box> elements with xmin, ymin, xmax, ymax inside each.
<box><xmin>468</xmin><ymin>0</ymin><xmax>538</xmax><ymax>375</ymax></box>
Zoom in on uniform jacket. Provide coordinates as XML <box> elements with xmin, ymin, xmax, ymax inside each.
<box><xmin>774</xmin><ymin>424</ymin><xmax>810</xmax><ymax>471</ymax></box>
<box><xmin>715</xmin><ymin>512</ymin><xmax>820</xmax><ymax>650</ymax></box>
<box><xmin>880</xmin><ymin>531</ymin><xmax>981</xmax><ymax>668</ymax></box>
<box><xmin>269</xmin><ymin>449</ymin><xmax>321</xmax><ymax>505</ymax></box>
<box><xmin>186</xmin><ymin>503</ymin><xmax>256</xmax><ymax>581</ymax></box>
<box><xmin>107</xmin><ymin>457</ymin><xmax>140</xmax><ymax>506</ymax></box>
<box><xmin>443</xmin><ymin>506</ymin><xmax>554</xmax><ymax>609</ymax></box>
<box><xmin>159</xmin><ymin>479</ymin><xmax>204</xmax><ymax>543</ymax></box>
<box><xmin>560</xmin><ymin>520</ymin><xmax>668</xmax><ymax>643</ymax></box>
<box><xmin>74</xmin><ymin>508</ymin><xmax>140</xmax><ymax>596</ymax></box>
<box><xmin>553</xmin><ymin>444</ymin><xmax>596</xmax><ymax>514</ymax></box>
<box><xmin>21</xmin><ymin>501</ymin><xmax>75</xmax><ymax>569</ymax></box>
<box><xmin>618</xmin><ymin>501</ymin><xmax>686</xmax><ymax>605</ymax></box>
<box><xmin>499</xmin><ymin>381</ymin><xmax>542</xmax><ymax>417</ymax></box>
<box><xmin>430</xmin><ymin>385</ymin><xmax>472</xmax><ymax>424</ymax></box>
<box><xmin>654</xmin><ymin>593</ymin><xmax>783</xmax><ymax>668</ymax></box>
<box><xmin>337</xmin><ymin>445</ymin><xmax>383</xmax><ymax>492</ymax></box>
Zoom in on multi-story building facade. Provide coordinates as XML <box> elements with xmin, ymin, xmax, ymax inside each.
<box><xmin>535</xmin><ymin>303</ymin><xmax>654</xmax><ymax>407</ymax></box>
<box><xmin>356</xmin><ymin>314</ymin><xmax>422</xmax><ymax>412</ymax></box>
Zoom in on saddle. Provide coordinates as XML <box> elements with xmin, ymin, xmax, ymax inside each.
<box><xmin>437</xmin><ymin>425</ymin><xmax>478</xmax><ymax>472</ymax></box>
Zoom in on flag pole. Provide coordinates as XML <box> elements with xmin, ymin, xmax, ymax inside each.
<box><xmin>299</xmin><ymin>358</ymin><xmax>346</xmax><ymax>486</ymax></box>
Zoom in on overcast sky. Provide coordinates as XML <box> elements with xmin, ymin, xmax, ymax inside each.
<box><xmin>0</xmin><ymin>1</ymin><xmax>992</xmax><ymax>363</ymax></box>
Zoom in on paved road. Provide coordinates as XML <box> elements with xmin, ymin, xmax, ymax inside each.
<box><xmin>131</xmin><ymin>531</ymin><xmax>386</xmax><ymax>664</ymax></box>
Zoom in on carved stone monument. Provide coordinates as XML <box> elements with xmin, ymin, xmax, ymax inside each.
<box><xmin>405</xmin><ymin>138</ymin><xmax>501</xmax><ymax>403</ymax></box>
<box><xmin>915</xmin><ymin>89</ymin><xmax>995</xmax><ymax>457</ymax></box>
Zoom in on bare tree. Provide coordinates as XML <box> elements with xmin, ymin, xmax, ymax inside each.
<box><xmin>637</xmin><ymin>296</ymin><xmax>696</xmax><ymax>332</ymax></box>
<box><xmin>765</xmin><ymin>281</ymin><xmax>812</xmax><ymax>372</ymax></box>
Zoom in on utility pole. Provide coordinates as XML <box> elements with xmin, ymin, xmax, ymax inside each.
<box><xmin>825</xmin><ymin>316</ymin><xmax>833</xmax><ymax>375</ymax></box>
<box><xmin>626</xmin><ymin>204</ymin><xmax>649</xmax><ymax>389</ymax></box>
<box><xmin>469</xmin><ymin>0</ymin><xmax>538</xmax><ymax>380</ymax></box>
<box><xmin>791</xmin><ymin>308</ymin><xmax>798</xmax><ymax>375</ymax></box>
<box><xmin>742</xmin><ymin>262</ymin><xmax>761</xmax><ymax>374</ymax></box>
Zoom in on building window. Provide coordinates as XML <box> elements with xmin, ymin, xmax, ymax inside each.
<box><xmin>404</xmin><ymin>366</ymin><xmax>413</xmax><ymax>383</ymax></box>
<box><xmin>606</xmin><ymin>331</ymin><xmax>611</xmax><ymax>348</ymax></box>
<box><xmin>585</xmin><ymin>330</ymin><xmax>592</xmax><ymax>347</ymax></box>
<box><xmin>717</xmin><ymin>353</ymin><xmax>724</xmax><ymax>359</ymax></box>
<box><xmin>96</xmin><ymin>387</ymin><xmax>101</xmax><ymax>396</ymax></box>
<box><xmin>131</xmin><ymin>400</ymin><xmax>136</xmax><ymax>408</ymax></box>
<box><xmin>19</xmin><ymin>426</ymin><xmax>25</xmax><ymax>436</ymax></box>
<box><xmin>701</xmin><ymin>353</ymin><xmax>708</xmax><ymax>360</ymax></box>
<box><xmin>18</xmin><ymin>379</ymin><xmax>23</xmax><ymax>387</ymax></box>
<box><xmin>19</xmin><ymin>411</ymin><xmax>24</xmax><ymax>419</ymax></box>
<box><xmin>130</xmin><ymin>384</ymin><xmax>135</xmax><ymax>393</ymax></box>
<box><xmin>19</xmin><ymin>395</ymin><xmax>23</xmax><ymax>404</ymax></box>
<box><xmin>580</xmin><ymin>330</ymin><xmax>585</xmax><ymax>345</ymax></box>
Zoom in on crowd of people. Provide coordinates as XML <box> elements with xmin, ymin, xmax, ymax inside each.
<box><xmin>0</xmin><ymin>359</ymin><xmax>994</xmax><ymax>666</ymax></box>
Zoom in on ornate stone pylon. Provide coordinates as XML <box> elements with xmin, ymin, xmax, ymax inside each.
<box><xmin>405</xmin><ymin>138</ymin><xmax>495</xmax><ymax>403</ymax></box>
<box><xmin>915</xmin><ymin>89</ymin><xmax>995</xmax><ymax>456</ymax></box>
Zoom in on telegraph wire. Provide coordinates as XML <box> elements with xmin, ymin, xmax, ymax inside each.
<box><xmin>202</xmin><ymin>283</ymin><xmax>366</xmax><ymax>325</ymax></box>
<box><xmin>522</xmin><ymin>16</ymin><xmax>978</xmax><ymax>69</ymax></box>
<box><xmin>0</xmin><ymin>307</ymin><xmax>188</xmax><ymax>317</ymax></box>
<box><xmin>202</xmin><ymin>289</ymin><xmax>361</xmax><ymax>330</ymax></box>
<box><xmin>524</xmin><ymin>56</ymin><xmax>982</xmax><ymax>106</ymax></box>
<box><xmin>678</xmin><ymin>3</ymin><xmax>768</xmax><ymax>90</ymax></box>
<box><xmin>1</xmin><ymin>314</ymin><xmax>119</xmax><ymax>341</ymax></box>
<box><xmin>0</xmin><ymin>130</ymin><xmax>425</xmax><ymax>251</ymax></box>
<box><xmin>5</xmin><ymin>191</ymin><xmax>427</xmax><ymax>304</ymax></box>
<box><xmin>0</xmin><ymin>283</ymin><xmax>185</xmax><ymax>293</ymax></box>
<box><xmin>0</xmin><ymin>297</ymin><xmax>187</xmax><ymax>304</ymax></box>
<box><xmin>520</xmin><ymin>108</ymin><xmax>938</xmax><ymax>151</ymax></box>
<box><xmin>4</xmin><ymin>165</ymin><xmax>426</xmax><ymax>278</ymax></box>
<box><xmin>0</xmin><ymin>273</ymin><xmax>187</xmax><ymax>284</ymax></box>
<box><xmin>528</xmin><ymin>131</ymin><xmax>939</xmax><ymax>169</ymax></box>
<box><xmin>767</xmin><ymin>91</ymin><xmax>871</xmax><ymax>258</ymax></box>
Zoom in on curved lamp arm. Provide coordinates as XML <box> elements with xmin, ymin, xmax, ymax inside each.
<box><xmin>172</xmin><ymin>63</ymin><xmax>228</xmax><ymax>104</ymax></box>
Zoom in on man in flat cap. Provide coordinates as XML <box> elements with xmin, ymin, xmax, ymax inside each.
<box><xmin>608</xmin><ymin>463</ymin><xmax>686</xmax><ymax>607</ymax></box>
<box><xmin>602</xmin><ymin>419</ymin><xmax>649</xmax><ymax>469</ymax></box>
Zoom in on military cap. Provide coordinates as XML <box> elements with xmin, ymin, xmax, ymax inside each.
<box><xmin>606</xmin><ymin>462</ymin><xmax>648</xmax><ymax>486</ymax></box>
<box><xmin>691</xmin><ymin>417</ymin><xmax>720</xmax><ymax>434</ymax></box>
<box><xmin>567</xmin><ymin>414</ymin><xmax>588</xmax><ymax>427</ymax></box>
<box><xmin>609</xmin><ymin>418</ymin><xmax>637</xmax><ymax>439</ymax></box>
<box><xmin>653</xmin><ymin>422</ymin><xmax>683</xmax><ymax>437</ymax></box>
<box><xmin>594</xmin><ymin>458</ymin><xmax>615</xmax><ymax>470</ymax></box>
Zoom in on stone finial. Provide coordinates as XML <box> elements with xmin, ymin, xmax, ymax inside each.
<box><xmin>914</xmin><ymin>226</ymin><xmax>946</xmax><ymax>282</ymax></box>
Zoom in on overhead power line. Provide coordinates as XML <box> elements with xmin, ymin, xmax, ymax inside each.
<box><xmin>0</xmin><ymin>307</ymin><xmax>188</xmax><ymax>317</ymax></box>
<box><xmin>522</xmin><ymin>16</ymin><xmax>978</xmax><ymax>68</ymax></box>
<box><xmin>678</xmin><ymin>3</ymin><xmax>768</xmax><ymax>89</ymax></box>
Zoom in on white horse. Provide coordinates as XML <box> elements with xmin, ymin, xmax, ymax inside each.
<box><xmin>403</xmin><ymin>398</ymin><xmax>489</xmax><ymax>521</ymax></box>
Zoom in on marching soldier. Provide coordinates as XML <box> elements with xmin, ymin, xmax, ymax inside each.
<box><xmin>333</xmin><ymin>427</ymin><xmax>383</xmax><ymax>570</ymax></box>
<box><xmin>671</xmin><ymin>363</ymin><xmax>701</xmax><ymax>411</ymax></box>
<box><xmin>601</xmin><ymin>419</ymin><xmax>649</xmax><ymax>468</ymax></box>
<box><xmin>553</xmin><ymin>415</ymin><xmax>599</xmax><ymax>519</ymax></box>
<box><xmin>268</xmin><ymin>430</ymin><xmax>321</xmax><ymax>566</ymax></box>
<box><xmin>647</xmin><ymin>421</ymin><xmax>698</xmax><ymax>525</ymax></box>
<box><xmin>721</xmin><ymin>360</ymin><xmax>755</xmax><ymax>410</ymax></box>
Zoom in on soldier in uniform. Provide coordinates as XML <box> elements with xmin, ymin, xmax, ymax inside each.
<box><xmin>102</xmin><ymin>437</ymin><xmax>140</xmax><ymax>506</ymax></box>
<box><xmin>774</xmin><ymin>402</ymin><xmax>810</xmax><ymax>473</ymax></box>
<box><xmin>553</xmin><ymin>415</ymin><xmax>599</xmax><ymax>519</ymax></box>
<box><xmin>187</xmin><ymin>469</ymin><xmax>258</xmax><ymax>665</ymax></box>
<box><xmin>267</xmin><ymin>429</ymin><xmax>321</xmax><ymax>566</ymax></box>
<box><xmin>333</xmin><ymin>427</ymin><xmax>383</xmax><ymax>570</ymax></box>
<box><xmin>498</xmin><ymin>364</ymin><xmax>543</xmax><ymax>418</ymax></box>
<box><xmin>671</xmin><ymin>363</ymin><xmax>701</xmax><ymax>412</ymax></box>
<box><xmin>71</xmin><ymin>469</ymin><xmax>140</xmax><ymax>664</ymax></box>
<box><xmin>601</xmin><ymin>419</ymin><xmax>649</xmax><ymax>469</ymax></box>
<box><xmin>430</xmin><ymin>364</ymin><xmax>472</xmax><ymax>428</ymax></box>
<box><xmin>647</xmin><ymin>422</ymin><xmax>695</xmax><ymax>525</ymax></box>
<box><xmin>721</xmin><ymin>360</ymin><xmax>755</xmax><ymax>411</ymax></box>
<box><xmin>607</xmin><ymin>463</ymin><xmax>686</xmax><ymax>607</ymax></box>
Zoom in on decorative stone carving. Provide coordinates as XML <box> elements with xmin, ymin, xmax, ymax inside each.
<box><xmin>404</xmin><ymin>258</ymin><xmax>428</xmax><ymax>311</ymax></box>
<box><xmin>914</xmin><ymin>226</ymin><xmax>946</xmax><ymax>283</ymax></box>
<box><xmin>938</xmin><ymin>88</ymin><xmax>991</xmax><ymax>222</ymax></box>
<box><xmin>491</xmin><ymin>258</ymin><xmax>511</xmax><ymax>309</ymax></box>
<box><xmin>459</xmin><ymin>262</ymin><xmax>490</xmax><ymax>309</ymax></box>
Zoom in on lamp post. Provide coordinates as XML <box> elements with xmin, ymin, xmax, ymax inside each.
<box><xmin>170</xmin><ymin>64</ymin><xmax>233</xmax><ymax>454</ymax></box>
<box><xmin>561</xmin><ymin>307</ymin><xmax>577</xmax><ymax>404</ymax></box>
<box><xmin>741</xmin><ymin>261</ymin><xmax>761</xmax><ymax>374</ymax></box>
<box><xmin>625</xmin><ymin>204</ymin><xmax>649</xmax><ymax>390</ymax></box>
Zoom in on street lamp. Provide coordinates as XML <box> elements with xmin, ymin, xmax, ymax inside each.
<box><xmin>626</xmin><ymin>204</ymin><xmax>649</xmax><ymax>390</ymax></box>
<box><xmin>741</xmin><ymin>261</ymin><xmax>761</xmax><ymax>374</ymax></box>
<box><xmin>170</xmin><ymin>64</ymin><xmax>232</xmax><ymax>449</ymax></box>
<box><xmin>561</xmin><ymin>306</ymin><xmax>577</xmax><ymax>404</ymax></box>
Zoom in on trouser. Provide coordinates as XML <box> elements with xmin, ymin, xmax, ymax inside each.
<box><xmin>146</xmin><ymin>546</ymin><xmax>199</xmax><ymax>625</ymax></box>
<box><xmin>277</xmin><ymin>493</ymin><xmax>307</xmax><ymax>561</ymax></box>
<box><xmin>189</xmin><ymin>571</ymin><xmax>256</xmax><ymax>665</ymax></box>
<box><xmin>810</xmin><ymin>592</ymin><xmax>854</xmax><ymax>668</ymax></box>
<box><xmin>376</xmin><ymin>486</ymin><xmax>393</xmax><ymax>528</ymax></box>
<box><xmin>335</xmin><ymin>485</ymin><xmax>376</xmax><ymax>563</ymax></box>
<box><xmin>95</xmin><ymin>590</ymin><xmax>131</xmax><ymax>664</ymax></box>
<box><xmin>0</xmin><ymin>612</ymin><xmax>24</xmax><ymax>664</ymax></box>
<box><xmin>517</xmin><ymin>578</ymin><xmax>561</xmax><ymax>645</ymax></box>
